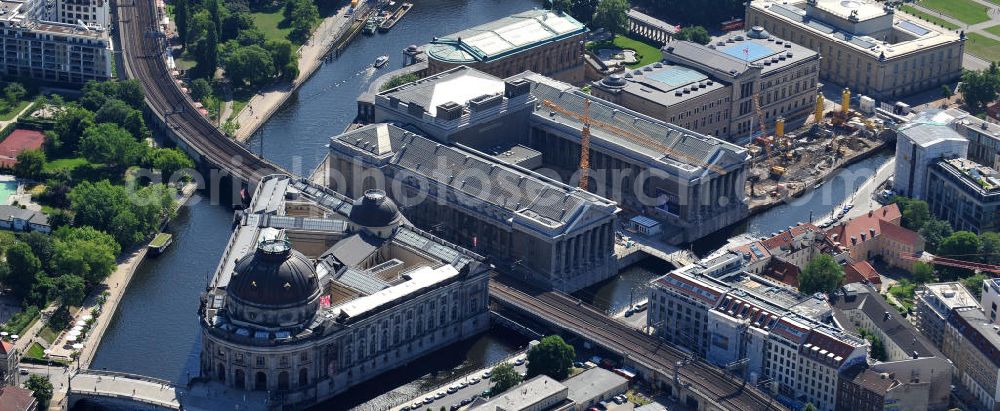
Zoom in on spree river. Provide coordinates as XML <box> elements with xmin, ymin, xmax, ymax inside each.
<box><xmin>91</xmin><ymin>0</ymin><xmax>893</xmax><ymax>408</ymax></box>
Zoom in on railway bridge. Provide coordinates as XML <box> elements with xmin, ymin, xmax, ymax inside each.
<box><xmin>114</xmin><ymin>0</ymin><xmax>284</xmax><ymax>206</ymax></box>
<box><xmin>490</xmin><ymin>278</ymin><xmax>785</xmax><ymax>411</ymax></box>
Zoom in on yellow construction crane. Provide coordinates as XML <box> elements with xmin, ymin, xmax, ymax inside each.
<box><xmin>540</xmin><ymin>99</ymin><xmax>729</xmax><ymax>182</ymax></box>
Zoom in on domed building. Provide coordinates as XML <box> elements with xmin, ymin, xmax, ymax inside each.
<box><xmin>199</xmin><ymin>176</ymin><xmax>490</xmax><ymax>406</ymax></box>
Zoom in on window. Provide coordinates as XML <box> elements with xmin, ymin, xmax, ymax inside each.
<box><xmin>256</xmin><ymin>356</ymin><xmax>265</xmax><ymax>367</ymax></box>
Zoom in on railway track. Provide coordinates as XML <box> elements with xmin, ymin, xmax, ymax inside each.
<box><xmin>115</xmin><ymin>0</ymin><xmax>282</xmax><ymax>186</ymax></box>
<box><xmin>489</xmin><ymin>280</ymin><xmax>783</xmax><ymax>411</ymax></box>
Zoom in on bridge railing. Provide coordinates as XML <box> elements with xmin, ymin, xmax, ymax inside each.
<box><xmin>77</xmin><ymin>369</ymin><xmax>177</xmax><ymax>387</ymax></box>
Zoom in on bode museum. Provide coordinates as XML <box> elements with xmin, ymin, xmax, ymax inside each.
<box><xmin>198</xmin><ymin>175</ymin><xmax>490</xmax><ymax>407</ymax></box>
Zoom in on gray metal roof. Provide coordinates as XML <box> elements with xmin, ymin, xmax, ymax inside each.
<box><xmin>332</xmin><ymin>123</ymin><xmax>616</xmax><ymax>230</ymax></box>
<box><xmin>332</xmin><ymin>268</ymin><xmax>390</xmax><ymax>295</ymax></box>
<box><xmin>525</xmin><ymin>75</ymin><xmax>746</xmax><ymax>174</ymax></box>
<box><xmin>563</xmin><ymin>368</ymin><xmax>628</xmax><ymax>405</ymax></box>
<box><xmin>0</xmin><ymin>205</ymin><xmax>47</xmax><ymax>226</ymax></box>
<box><xmin>898</xmin><ymin>119</ymin><xmax>967</xmax><ymax>148</ymax></box>
<box><xmin>665</xmin><ymin>41</ymin><xmax>749</xmax><ymax>78</ymax></box>
<box><xmin>321</xmin><ymin>233</ymin><xmax>384</xmax><ymax>268</ymax></box>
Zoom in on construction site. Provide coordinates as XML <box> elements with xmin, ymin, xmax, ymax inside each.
<box><xmin>745</xmin><ymin>87</ymin><xmax>891</xmax><ymax>212</ymax></box>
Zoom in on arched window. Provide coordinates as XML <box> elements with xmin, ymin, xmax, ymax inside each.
<box><xmin>299</xmin><ymin>368</ymin><xmax>309</xmax><ymax>387</ymax></box>
<box><xmin>234</xmin><ymin>369</ymin><xmax>246</xmax><ymax>389</ymax></box>
<box><xmin>255</xmin><ymin>371</ymin><xmax>268</xmax><ymax>391</ymax></box>
<box><xmin>278</xmin><ymin>371</ymin><xmax>289</xmax><ymax>391</ymax></box>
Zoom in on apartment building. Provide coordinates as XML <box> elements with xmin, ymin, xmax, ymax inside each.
<box><xmin>0</xmin><ymin>0</ymin><xmax>113</xmax><ymax>84</ymax></box>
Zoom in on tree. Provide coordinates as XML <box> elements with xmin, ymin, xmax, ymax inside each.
<box><xmin>25</xmin><ymin>375</ymin><xmax>53</xmax><ymax>408</ymax></box>
<box><xmin>95</xmin><ymin>99</ymin><xmax>135</xmax><ymax>128</ymax></box>
<box><xmin>53</xmin><ymin>274</ymin><xmax>86</xmax><ymax>306</ymax></box>
<box><xmin>176</xmin><ymin>0</ymin><xmax>190</xmax><ymax>47</ymax></box>
<box><xmin>4</xmin><ymin>82</ymin><xmax>26</xmax><ymax>105</ymax></box>
<box><xmin>959</xmin><ymin>69</ymin><xmax>1000</xmax><ymax>113</ymax></box>
<box><xmin>799</xmin><ymin>254</ymin><xmax>844</xmax><ymax>295</ymax></box>
<box><xmin>80</xmin><ymin>123</ymin><xmax>143</xmax><ymax>167</ymax></box>
<box><xmin>13</xmin><ymin>149</ymin><xmax>45</xmax><ymax>180</ymax></box>
<box><xmin>206</xmin><ymin>0</ymin><xmax>222</xmax><ymax>37</ymax></box>
<box><xmin>6</xmin><ymin>242</ymin><xmax>41</xmax><ymax>302</ymax></box>
<box><xmin>963</xmin><ymin>272</ymin><xmax>988</xmax><ymax>299</ymax></box>
<box><xmin>380</xmin><ymin>73</ymin><xmax>421</xmax><ymax>92</ymax></box>
<box><xmin>941</xmin><ymin>84</ymin><xmax>954</xmax><ymax>100</ymax></box>
<box><xmin>18</xmin><ymin>232</ymin><xmax>53</xmax><ymax>270</ymax></box>
<box><xmin>859</xmin><ymin>328</ymin><xmax>887</xmax><ymax>361</ymax></box>
<box><xmin>490</xmin><ymin>362</ymin><xmax>522</xmax><ymax>396</ymax></box>
<box><xmin>918</xmin><ymin>219</ymin><xmax>953</xmax><ymax>253</ymax></box>
<box><xmin>50</xmin><ymin>104</ymin><xmax>95</xmax><ymax>154</ymax></box>
<box><xmin>526</xmin><ymin>335</ymin><xmax>575</xmax><ymax>380</ymax></box>
<box><xmin>551</xmin><ymin>0</ymin><xmax>573</xmax><ymax>12</ymax></box>
<box><xmin>115</xmin><ymin>80</ymin><xmax>146</xmax><ymax>109</ymax></box>
<box><xmin>803</xmin><ymin>403</ymin><xmax>818</xmax><ymax>411</ymax></box>
<box><xmin>195</xmin><ymin>23</ymin><xmax>220</xmax><ymax>78</ymax></box>
<box><xmin>221</xmin><ymin>12</ymin><xmax>254</xmax><ymax>41</ymax></box>
<box><xmin>676</xmin><ymin>26</ymin><xmax>711</xmax><ymax>45</ymax></box>
<box><xmin>981</xmin><ymin>232</ymin><xmax>1000</xmax><ymax>266</ymax></box>
<box><xmin>224</xmin><ymin>45</ymin><xmax>276</xmax><ymax>87</ymax></box>
<box><xmin>900</xmin><ymin>199</ymin><xmax>930</xmax><ymax>231</ymax></box>
<box><xmin>569</xmin><ymin>0</ymin><xmax>599</xmax><ymax>24</ymax></box>
<box><xmin>190</xmin><ymin>78</ymin><xmax>213</xmax><ymax>101</ymax></box>
<box><xmin>937</xmin><ymin>231</ymin><xmax>983</xmax><ymax>280</ymax></box>
<box><xmin>286</xmin><ymin>0</ymin><xmax>319</xmax><ymax>43</ymax></box>
<box><xmin>52</xmin><ymin>227</ymin><xmax>119</xmax><ymax>285</ymax></box>
<box><xmin>911</xmin><ymin>261</ymin><xmax>936</xmax><ymax>284</ymax></box>
<box><xmin>592</xmin><ymin>0</ymin><xmax>629</xmax><ymax>35</ymax></box>
<box><xmin>148</xmin><ymin>147</ymin><xmax>195</xmax><ymax>181</ymax></box>
<box><xmin>266</xmin><ymin>40</ymin><xmax>297</xmax><ymax>81</ymax></box>
<box><xmin>68</xmin><ymin>181</ymin><xmax>174</xmax><ymax>246</ymax></box>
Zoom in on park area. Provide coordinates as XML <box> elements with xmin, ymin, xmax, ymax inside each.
<box><xmin>966</xmin><ymin>32</ymin><xmax>1000</xmax><ymax>62</ymax></box>
<box><xmin>917</xmin><ymin>0</ymin><xmax>991</xmax><ymax>25</ymax></box>
<box><xmin>899</xmin><ymin>5</ymin><xmax>960</xmax><ymax>30</ymax></box>
<box><xmin>586</xmin><ymin>35</ymin><xmax>661</xmax><ymax>69</ymax></box>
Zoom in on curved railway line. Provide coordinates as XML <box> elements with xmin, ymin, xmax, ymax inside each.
<box><xmin>115</xmin><ymin>0</ymin><xmax>281</xmax><ymax>186</ymax></box>
<box><xmin>118</xmin><ymin>2</ymin><xmax>780</xmax><ymax>409</ymax></box>
<box><xmin>490</xmin><ymin>280</ymin><xmax>784</xmax><ymax>411</ymax></box>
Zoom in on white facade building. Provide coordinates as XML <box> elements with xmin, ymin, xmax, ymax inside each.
<box><xmin>893</xmin><ymin>110</ymin><xmax>969</xmax><ymax>199</ymax></box>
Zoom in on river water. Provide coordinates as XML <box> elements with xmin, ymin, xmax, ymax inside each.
<box><xmin>91</xmin><ymin>0</ymin><xmax>892</xmax><ymax>407</ymax></box>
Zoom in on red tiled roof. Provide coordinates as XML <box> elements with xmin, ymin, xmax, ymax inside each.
<box><xmin>761</xmin><ymin>223</ymin><xmax>821</xmax><ymax>251</ymax></box>
<box><xmin>0</xmin><ymin>340</ymin><xmax>12</xmax><ymax>355</ymax></box>
<box><xmin>0</xmin><ymin>129</ymin><xmax>46</xmax><ymax>168</ymax></box>
<box><xmin>0</xmin><ymin>386</ymin><xmax>37</xmax><ymax>411</ymax></box>
<box><xmin>825</xmin><ymin>204</ymin><xmax>911</xmax><ymax>248</ymax></box>
<box><xmin>844</xmin><ymin>260</ymin><xmax>882</xmax><ymax>287</ymax></box>
<box><xmin>731</xmin><ymin>241</ymin><xmax>771</xmax><ymax>263</ymax></box>
<box><xmin>801</xmin><ymin>329</ymin><xmax>858</xmax><ymax>368</ymax></box>
<box><xmin>762</xmin><ymin>258</ymin><xmax>800</xmax><ymax>288</ymax></box>
<box><xmin>877</xmin><ymin>220</ymin><xmax>920</xmax><ymax>246</ymax></box>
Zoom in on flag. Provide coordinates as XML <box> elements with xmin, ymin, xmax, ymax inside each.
<box><xmin>320</xmin><ymin>295</ymin><xmax>331</xmax><ymax>307</ymax></box>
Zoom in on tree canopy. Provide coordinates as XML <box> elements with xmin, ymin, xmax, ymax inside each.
<box><xmin>937</xmin><ymin>231</ymin><xmax>982</xmax><ymax>280</ymax></box>
<box><xmin>959</xmin><ymin>65</ymin><xmax>1000</xmax><ymax>113</ymax></box>
<box><xmin>526</xmin><ymin>335</ymin><xmax>576</xmax><ymax>380</ymax></box>
<box><xmin>68</xmin><ymin>180</ymin><xmax>176</xmax><ymax>246</ymax></box>
<box><xmin>14</xmin><ymin>149</ymin><xmax>45</xmax><ymax>180</ymax></box>
<box><xmin>799</xmin><ymin>254</ymin><xmax>844</xmax><ymax>295</ymax></box>
<box><xmin>918</xmin><ymin>219</ymin><xmax>953</xmax><ymax>254</ymax></box>
<box><xmin>592</xmin><ymin>0</ymin><xmax>629</xmax><ymax>35</ymax></box>
<box><xmin>490</xmin><ymin>362</ymin><xmax>523</xmax><ymax>396</ymax></box>
<box><xmin>675</xmin><ymin>26</ymin><xmax>711</xmax><ymax>44</ymax></box>
<box><xmin>25</xmin><ymin>375</ymin><xmax>53</xmax><ymax>408</ymax></box>
<box><xmin>80</xmin><ymin>123</ymin><xmax>145</xmax><ymax>167</ymax></box>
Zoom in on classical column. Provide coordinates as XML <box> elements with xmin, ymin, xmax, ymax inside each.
<box><xmin>561</xmin><ymin>240</ymin><xmax>569</xmax><ymax>274</ymax></box>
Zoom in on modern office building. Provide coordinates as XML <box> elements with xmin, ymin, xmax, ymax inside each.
<box><xmin>424</xmin><ymin>9</ymin><xmax>587</xmax><ymax>84</ymax></box>
<box><xmin>893</xmin><ymin>111</ymin><xmax>968</xmax><ymax>200</ymax></box>
<box><xmin>361</xmin><ymin>66</ymin><xmax>750</xmax><ymax>243</ymax></box>
<box><xmin>647</xmin><ymin>253</ymin><xmax>867</xmax><ymax>411</ymax></box>
<box><xmin>926</xmin><ymin>158</ymin><xmax>1000</xmax><ymax>234</ymax></box>
<box><xmin>914</xmin><ymin>282</ymin><xmax>979</xmax><ymax>350</ymax></box>
<box><xmin>747</xmin><ymin>0</ymin><xmax>964</xmax><ymax>100</ymax></box>
<box><xmin>952</xmin><ymin>112</ymin><xmax>1000</xmax><ymax>171</ymax></box>
<box><xmin>327</xmin><ymin>122</ymin><xmax>619</xmax><ymax>292</ymax></box>
<box><xmin>830</xmin><ymin>284</ymin><xmax>952</xmax><ymax>411</ymax></box>
<box><xmin>0</xmin><ymin>0</ymin><xmax>113</xmax><ymax>84</ymax></box>
<box><xmin>53</xmin><ymin>0</ymin><xmax>108</xmax><ymax>27</ymax></box>
<box><xmin>199</xmin><ymin>175</ymin><xmax>490</xmax><ymax>407</ymax></box>
<box><xmin>592</xmin><ymin>27</ymin><xmax>820</xmax><ymax>143</ymax></box>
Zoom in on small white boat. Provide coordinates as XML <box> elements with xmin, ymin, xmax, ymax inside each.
<box><xmin>374</xmin><ymin>55</ymin><xmax>389</xmax><ymax>68</ymax></box>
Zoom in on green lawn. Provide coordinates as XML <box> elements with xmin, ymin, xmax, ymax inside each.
<box><xmin>251</xmin><ymin>8</ymin><xmax>293</xmax><ymax>44</ymax></box>
<box><xmin>43</xmin><ymin>156</ymin><xmax>90</xmax><ymax>173</ymax></box>
<box><xmin>37</xmin><ymin>326</ymin><xmax>59</xmax><ymax>344</ymax></box>
<box><xmin>917</xmin><ymin>0</ymin><xmax>991</xmax><ymax>25</ymax></box>
<box><xmin>588</xmin><ymin>35</ymin><xmax>662</xmax><ymax>69</ymax></box>
<box><xmin>0</xmin><ymin>99</ymin><xmax>33</xmax><ymax>122</ymax></box>
<box><xmin>986</xmin><ymin>24</ymin><xmax>1000</xmax><ymax>37</ymax></box>
<box><xmin>899</xmin><ymin>5</ymin><xmax>960</xmax><ymax>30</ymax></box>
<box><xmin>25</xmin><ymin>342</ymin><xmax>46</xmax><ymax>359</ymax></box>
<box><xmin>966</xmin><ymin>33</ymin><xmax>1000</xmax><ymax>63</ymax></box>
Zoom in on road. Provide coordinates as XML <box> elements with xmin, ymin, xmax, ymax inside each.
<box><xmin>392</xmin><ymin>359</ymin><xmax>525</xmax><ymax>411</ymax></box>
<box><xmin>815</xmin><ymin>156</ymin><xmax>895</xmax><ymax>226</ymax></box>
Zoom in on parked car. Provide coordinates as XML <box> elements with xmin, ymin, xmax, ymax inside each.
<box><xmin>435</xmin><ymin>391</ymin><xmax>447</xmax><ymax>399</ymax></box>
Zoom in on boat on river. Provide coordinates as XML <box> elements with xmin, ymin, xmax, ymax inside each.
<box><xmin>148</xmin><ymin>233</ymin><xmax>173</xmax><ymax>256</ymax></box>
<box><xmin>374</xmin><ymin>55</ymin><xmax>389</xmax><ymax>68</ymax></box>
<box><xmin>379</xmin><ymin>2</ymin><xmax>412</xmax><ymax>32</ymax></box>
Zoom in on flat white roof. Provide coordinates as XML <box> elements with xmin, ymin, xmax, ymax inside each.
<box><xmin>334</xmin><ymin>264</ymin><xmax>459</xmax><ymax>319</ymax></box>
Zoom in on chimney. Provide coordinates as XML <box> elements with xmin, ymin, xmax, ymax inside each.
<box><xmin>851</xmin><ymin>236</ymin><xmax>857</xmax><ymax>245</ymax></box>
<box><xmin>869</xmin><ymin>227</ymin><xmax>876</xmax><ymax>237</ymax></box>
<box><xmin>868</xmin><ymin>210</ymin><xmax>873</xmax><ymax>217</ymax></box>
<box><xmin>860</xmin><ymin>233</ymin><xmax>866</xmax><ymax>241</ymax></box>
